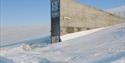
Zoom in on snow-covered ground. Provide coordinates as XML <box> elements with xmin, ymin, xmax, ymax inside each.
<box><xmin>0</xmin><ymin>23</ymin><xmax>125</xmax><ymax>63</ymax></box>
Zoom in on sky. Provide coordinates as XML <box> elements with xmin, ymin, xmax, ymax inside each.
<box><xmin>77</xmin><ymin>0</ymin><xmax>125</xmax><ymax>9</ymax></box>
<box><xmin>0</xmin><ymin>0</ymin><xmax>125</xmax><ymax>27</ymax></box>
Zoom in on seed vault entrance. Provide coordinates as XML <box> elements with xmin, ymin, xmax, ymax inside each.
<box><xmin>50</xmin><ymin>0</ymin><xmax>125</xmax><ymax>43</ymax></box>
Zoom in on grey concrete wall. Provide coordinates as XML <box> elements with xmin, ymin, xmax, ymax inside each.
<box><xmin>60</xmin><ymin>0</ymin><xmax>125</xmax><ymax>35</ymax></box>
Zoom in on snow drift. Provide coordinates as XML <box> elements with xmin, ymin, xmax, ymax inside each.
<box><xmin>0</xmin><ymin>23</ymin><xmax>125</xmax><ymax>63</ymax></box>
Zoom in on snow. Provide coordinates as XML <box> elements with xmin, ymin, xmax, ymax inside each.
<box><xmin>0</xmin><ymin>23</ymin><xmax>125</xmax><ymax>63</ymax></box>
<box><xmin>61</xmin><ymin>27</ymin><xmax>105</xmax><ymax>41</ymax></box>
<box><xmin>106</xmin><ymin>5</ymin><xmax>125</xmax><ymax>17</ymax></box>
<box><xmin>112</xmin><ymin>57</ymin><xmax>125</xmax><ymax>63</ymax></box>
<box><xmin>0</xmin><ymin>35</ymin><xmax>51</xmax><ymax>48</ymax></box>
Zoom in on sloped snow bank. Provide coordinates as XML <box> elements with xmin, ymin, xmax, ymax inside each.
<box><xmin>0</xmin><ymin>23</ymin><xmax>125</xmax><ymax>63</ymax></box>
<box><xmin>106</xmin><ymin>5</ymin><xmax>125</xmax><ymax>17</ymax></box>
<box><xmin>61</xmin><ymin>27</ymin><xmax>105</xmax><ymax>41</ymax></box>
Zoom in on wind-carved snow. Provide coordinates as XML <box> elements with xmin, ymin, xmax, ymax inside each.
<box><xmin>0</xmin><ymin>23</ymin><xmax>125</xmax><ymax>63</ymax></box>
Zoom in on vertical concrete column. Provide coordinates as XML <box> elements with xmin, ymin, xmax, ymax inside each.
<box><xmin>51</xmin><ymin>0</ymin><xmax>61</xmax><ymax>43</ymax></box>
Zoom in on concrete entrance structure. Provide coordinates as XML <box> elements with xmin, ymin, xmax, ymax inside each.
<box><xmin>51</xmin><ymin>0</ymin><xmax>125</xmax><ymax>43</ymax></box>
<box><xmin>60</xmin><ymin>0</ymin><xmax>125</xmax><ymax>35</ymax></box>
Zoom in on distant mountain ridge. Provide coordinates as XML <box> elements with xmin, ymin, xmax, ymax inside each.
<box><xmin>106</xmin><ymin>5</ymin><xmax>125</xmax><ymax>17</ymax></box>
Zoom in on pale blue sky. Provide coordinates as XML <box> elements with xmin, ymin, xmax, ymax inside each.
<box><xmin>77</xmin><ymin>0</ymin><xmax>125</xmax><ymax>9</ymax></box>
<box><xmin>1</xmin><ymin>0</ymin><xmax>125</xmax><ymax>27</ymax></box>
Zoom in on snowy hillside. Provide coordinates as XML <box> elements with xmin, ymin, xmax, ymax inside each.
<box><xmin>106</xmin><ymin>5</ymin><xmax>125</xmax><ymax>17</ymax></box>
<box><xmin>0</xmin><ymin>23</ymin><xmax>125</xmax><ymax>63</ymax></box>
